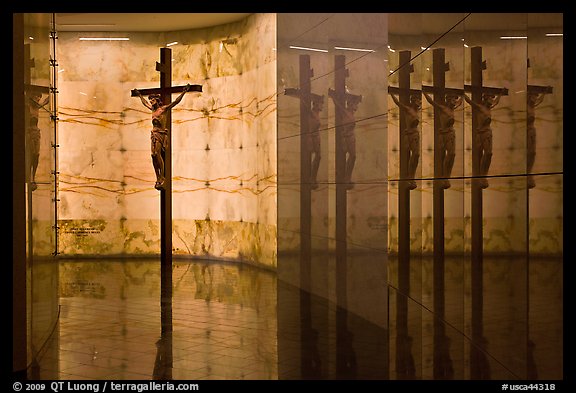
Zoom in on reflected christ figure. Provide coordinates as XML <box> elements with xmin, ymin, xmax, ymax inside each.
<box><xmin>527</xmin><ymin>91</ymin><xmax>546</xmax><ymax>188</ymax></box>
<box><xmin>391</xmin><ymin>92</ymin><xmax>422</xmax><ymax>190</ymax></box>
<box><xmin>309</xmin><ymin>95</ymin><xmax>323</xmax><ymax>189</ymax></box>
<box><xmin>423</xmin><ymin>92</ymin><xmax>463</xmax><ymax>189</ymax></box>
<box><xmin>329</xmin><ymin>89</ymin><xmax>361</xmax><ymax>189</ymax></box>
<box><xmin>464</xmin><ymin>92</ymin><xmax>502</xmax><ymax>189</ymax></box>
<box><xmin>26</xmin><ymin>90</ymin><xmax>49</xmax><ymax>191</ymax></box>
<box><xmin>133</xmin><ymin>84</ymin><xmax>191</xmax><ymax>190</ymax></box>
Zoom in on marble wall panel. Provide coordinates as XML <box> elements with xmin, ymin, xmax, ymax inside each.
<box><xmin>57</xmin><ymin>14</ymin><xmax>277</xmax><ymax>267</ymax></box>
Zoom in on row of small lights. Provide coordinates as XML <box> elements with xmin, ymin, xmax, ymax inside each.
<box><xmin>28</xmin><ymin>33</ymin><xmax>562</xmax><ymax>47</ymax></box>
<box><xmin>45</xmin><ymin>33</ymin><xmax>564</xmax><ymax>80</ymax></box>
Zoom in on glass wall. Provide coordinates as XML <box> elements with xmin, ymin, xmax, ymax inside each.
<box><xmin>14</xmin><ymin>13</ymin><xmax>60</xmax><ymax>373</ymax></box>
<box><xmin>277</xmin><ymin>12</ymin><xmax>562</xmax><ymax>380</ymax></box>
<box><xmin>526</xmin><ymin>13</ymin><xmax>563</xmax><ymax>380</ymax></box>
<box><xmin>277</xmin><ymin>13</ymin><xmax>389</xmax><ymax>379</ymax></box>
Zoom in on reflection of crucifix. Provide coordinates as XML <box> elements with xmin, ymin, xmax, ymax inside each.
<box><xmin>284</xmin><ymin>55</ymin><xmax>320</xmax><ymax>377</ymax></box>
<box><xmin>284</xmin><ymin>84</ymin><xmax>324</xmax><ymax>191</ymax></box>
<box><xmin>130</xmin><ymin>47</ymin><xmax>202</xmax><ymax>265</ymax></box>
<box><xmin>467</xmin><ymin>46</ymin><xmax>508</xmax><ymax>380</ymax></box>
<box><xmin>388</xmin><ymin>50</ymin><xmax>416</xmax><ymax>380</ymax></box>
<box><xmin>423</xmin><ymin>47</ymin><xmax>465</xmax><ymax>379</ymax></box>
<box><xmin>464</xmin><ymin>48</ymin><xmax>509</xmax><ymax>190</ymax></box>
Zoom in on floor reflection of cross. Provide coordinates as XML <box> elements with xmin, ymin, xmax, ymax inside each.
<box><xmin>130</xmin><ymin>47</ymin><xmax>202</xmax><ymax>266</ymax></box>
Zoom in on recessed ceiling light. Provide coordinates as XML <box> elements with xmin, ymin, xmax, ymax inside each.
<box><xmin>79</xmin><ymin>37</ymin><xmax>129</xmax><ymax>41</ymax></box>
<box><xmin>334</xmin><ymin>46</ymin><xmax>375</xmax><ymax>53</ymax></box>
<box><xmin>289</xmin><ymin>45</ymin><xmax>328</xmax><ymax>53</ymax></box>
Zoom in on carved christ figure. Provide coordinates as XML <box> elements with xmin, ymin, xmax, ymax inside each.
<box><xmin>527</xmin><ymin>91</ymin><xmax>546</xmax><ymax>188</ymax></box>
<box><xmin>133</xmin><ymin>84</ymin><xmax>191</xmax><ymax>190</ymax></box>
<box><xmin>309</xmin><ymin>95</ymin><xmax>323</xmax><ymax>189</ymax></box>
<box><xmin>329</xmin><ymin>89</ymin><xmax>361</xmax><ymax>189</ymax></box>
<box><xmin>26</xmin><ymin>90</ymin><xmax>49</xmax><ymax>191</ymax></box>
<box><xmin>464</xmin><ymin>92</ymin><xmax>502</xmax><ymax>189</ymax></box>
<box><xmin>284</xmin><ymin>88</ymin><xmax>324</xmax><ymax>190</ymax></box>
<box><xmin>423</xmin><ymin>92</ymin><xmax>463</xmax><ymax>189</ymax></box>
<box><xmin>390</xmin><ymin>92</ymin><xmax>421</xmax><ymax>190</ymax></box>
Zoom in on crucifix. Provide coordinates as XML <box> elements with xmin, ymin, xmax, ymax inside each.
<box><xmin>131</xmin><ymin>48</ymin><xmax>201</xmax><ymax>343</ymax></box>
<box><xmin>422</xmin><ymin>48</ymin><xmax>466</xmax><ymax>379</ymax></box>
<box><xmin>283</xmin><ymin>54</ymin><xmax>323</xmax><ymax>378</ymax></box>
<box><xmin>466</xmin><ymin>46</ymin><xmax>509</xmax><ymax>379</ymax></box>
<box><xmin>387</xmin><ymin>50</ymin><xmax>417</xmax><ymax>379</ymax></box>
<box><xmin>330</xmin><ymin>54</ymin><xmax>361</xmax><ymax>378</ymax></box>
<box><xmin>130</xmin><ymin>47</ymin><xmax>202</xmax><ymax>268</ymax></box>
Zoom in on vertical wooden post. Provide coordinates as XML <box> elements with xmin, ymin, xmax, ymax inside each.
<box><xmin>156</xmin><ymin>47</ymin><xmax>173</xmax><ymax>268</ymax></box>
<box><xmin>298</xmin><ymin>54</ymin><xmax>321</xmax><ymax>378</ymax></box>
<box><xmin>470</xmin><ymin>45</ymin><xmax>487</xmax><ymax>379</ymax></box>
<box><xmin>431</xmin><ymin>48</ymin><xmax>452</xmax><ymax>379</ymax></box>
<box><xmin>396</xmin><ymin>50</ymin><xmax>415</xmax><ymax>379</ymax></box>
<box><xmin>333</xmin><ymin>54</ymin><xmax>353</xmax><ymax>378</ymax></box>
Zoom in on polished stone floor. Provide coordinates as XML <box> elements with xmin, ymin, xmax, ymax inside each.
<box><xmin>29</xmin><ymin>259</ymin><xmax>278</xmax><ymax>380</ymax></box>
<box><xmin>27</xmin><ymin>256</ymin><xmax>562</xmax><ymax>380</ymax></box>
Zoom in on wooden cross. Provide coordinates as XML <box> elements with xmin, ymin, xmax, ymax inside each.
<box><xmin>130</xmin><ymin>47</ymin><xmax>202</xmax><ymax>269</ymax></box>
<box><xmin>283</xmin><ymin>55</ymin><xmax>322</xmax><ymax>378</ymax></box>
<box><xmin>423</xmin><ymin>48</ymin><xmax>466</xmax><ymax>379</ymax></box>
<box><xmin>468</xmin><ymin>46</ymin><xmax>508</xmax><ymax>379</ymax></box>
<box><xmin>283</xmin><ymin>55</ymin><xmax>314</xmax><ymax>293</ymax></box>
<box><xmin>388</xmin><ymin>50</ymin><xmax>417</xmax><ymax>379</ymax></box>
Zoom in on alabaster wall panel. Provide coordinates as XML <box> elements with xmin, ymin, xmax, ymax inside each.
<box><xmin>57</xmin><ymin>13</ymin><xmax>277</xmax><ymax>266</ymax></box>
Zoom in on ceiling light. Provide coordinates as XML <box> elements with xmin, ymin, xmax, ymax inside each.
<box><xmin>59</xmin><ymin>24</ymin><xmax>116</xmax><ymax>27</ymax></box>
<box><xmin>499</xmin><ymin>36</ymin><xmax>527</xmax><ymax>40</ymax></box>
<box><xmin>289</xmin><ymin>45</ymin><xmax>328</xmax><ymax>53</ymax></box>
<box><xmin>166</xmin><ymin>41</ymin><xmax>178</xmax><ymax>47</ymax></box>
<box><xmin>545</xmin><ymin>33</ymin><xmax>563</xmax><ymax>37</ymax></box>
<box><xmin>334</xmin><ymin>46</ymin><xmax>375</xmax><ymax>53</ymax></box>
<box><xmin>79</xmin><ymin>37</ymin><xmax>130</xmax><ymax>41</ymax></box>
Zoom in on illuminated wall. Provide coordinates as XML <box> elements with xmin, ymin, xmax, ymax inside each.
<box><xmin>56</xmin><ymin>13</ymin><xmax>277</xmax><ymax>267</ymax></box>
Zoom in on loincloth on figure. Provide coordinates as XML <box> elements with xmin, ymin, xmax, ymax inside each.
<box><xmin>438</xmin><ymin>127</ymin><xmax>455</xmax><ymax>153</ymax></box>
<box><xmin>27</xmin><ymin>126</ymin><xmax>41</xmax><ymax>155</ymax></box>
<box><xmin>474</xmin><ymin>127</ymin><xmax>492</xmax><ymax>152</ymax></box>
<box><xmin>306</xmin><ymin>131</ymin><xmax>321</xmax><ymax>153</ymax></box>
<box><xmin>527</xmin><ymin>125</ymin><xmax>536</xmax><ymax>154</ymax></box>
<box><xmin>151</xmin><ymin>128</ymin><xmax>168</xmax><ymax>152</ymax></box>
<box><xmin>403</xmin><ymin>127</ymin><xmax>420</xmax><ymax>152</ymax></box>
<box><xmin>341</xmin><ymin>133</ymin><xmax>356</xmax><ymax>154</ymax></box>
